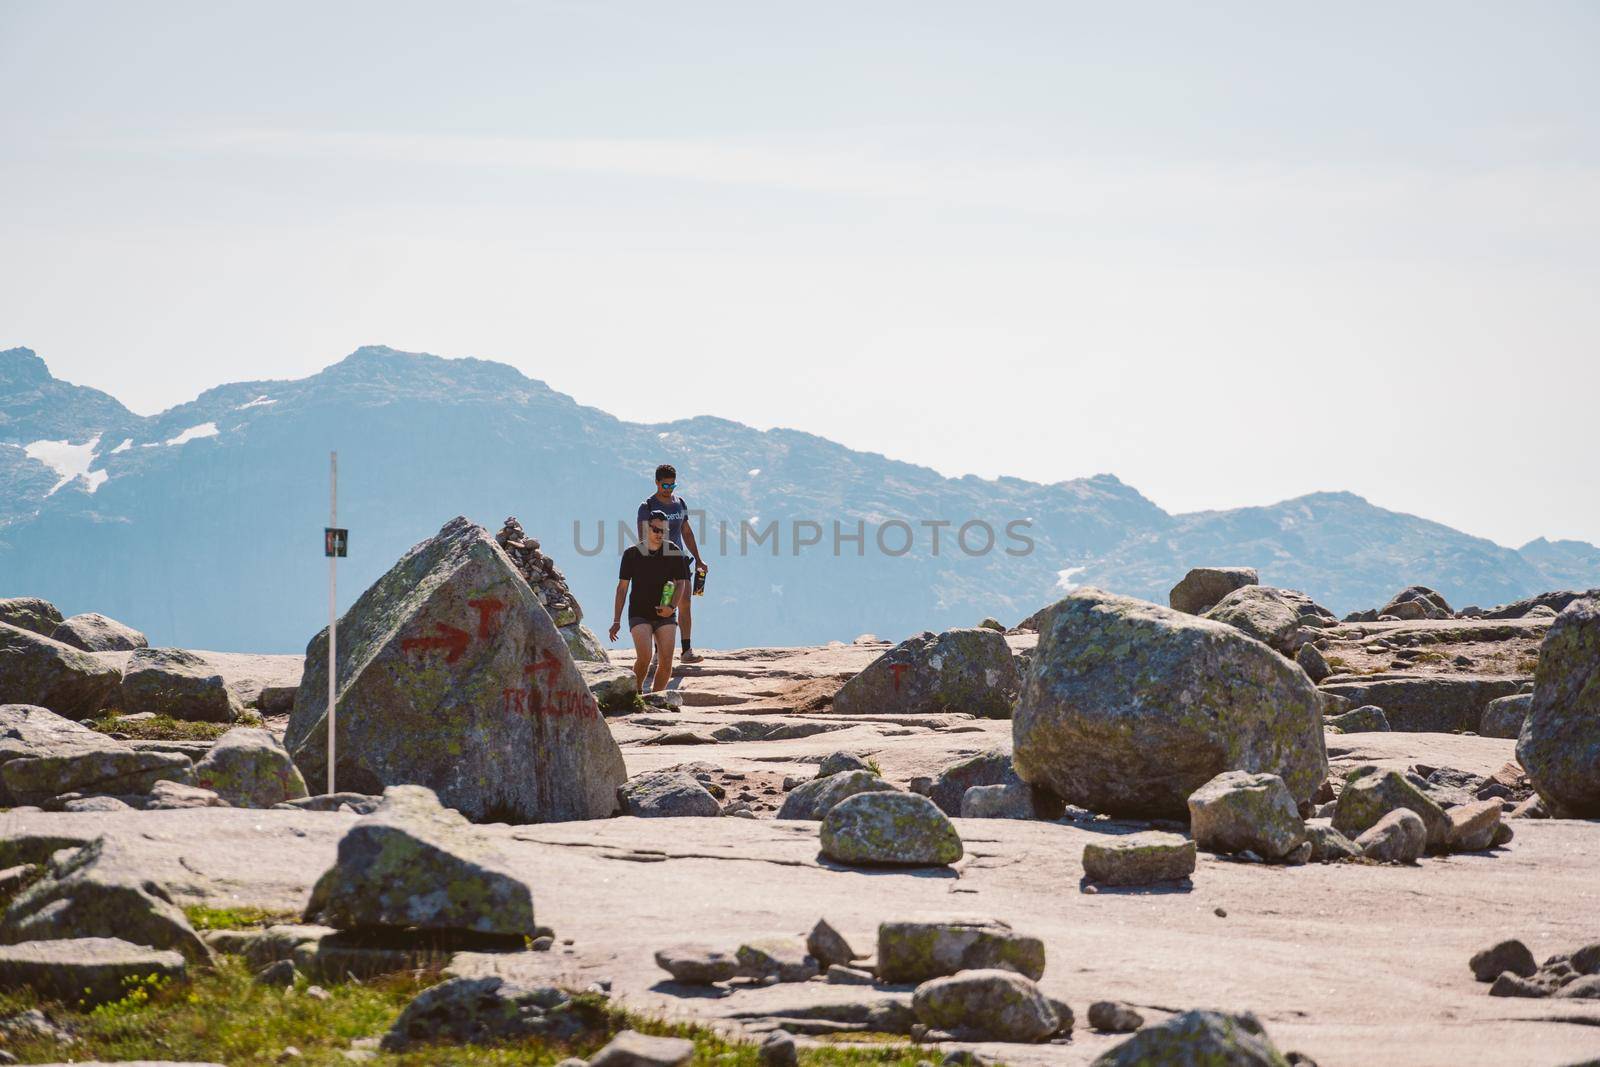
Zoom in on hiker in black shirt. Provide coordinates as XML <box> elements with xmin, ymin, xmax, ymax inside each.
<box><xmin>610</xmin><ymin>510</ymin><xmax>691</xmax><ymax>693</ymax></box>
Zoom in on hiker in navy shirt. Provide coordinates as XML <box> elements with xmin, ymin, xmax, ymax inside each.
<box><xmin>635</xmin><ymin>463</ymin><xmax>707</xmax><ymax>662</ymax></box>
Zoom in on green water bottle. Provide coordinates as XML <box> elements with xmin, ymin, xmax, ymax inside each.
<box><xmin>659</xmin><ymin>580</ymin><xmax>675</xmax><ymax>610</ymax></box>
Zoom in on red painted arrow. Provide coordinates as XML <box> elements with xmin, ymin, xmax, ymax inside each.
<box><xmin>401</xmin><ymin>622</ymin><xmax>471</xmax><ymax>664</ymax></box>
<box><xmin>524</xmin><ymin>650</ymin><xmax>563</xmax><ymax>687</ymax></box>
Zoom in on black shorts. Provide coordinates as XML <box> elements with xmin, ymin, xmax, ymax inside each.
<box><xmin>629</xmin><ymin>614</ymin><xmax>678</xmax><ymax>633</ymax></box>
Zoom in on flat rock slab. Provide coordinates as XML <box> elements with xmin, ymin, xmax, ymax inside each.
<box><xmin>92</xmin><ymin>650</ymin><xmax>303</xmax><ymax>711</ymax></box>
<box><xmin>4</xmin><ymin>802</ymin><xmax>1600</xmax><ymax>1064</ymax></box>
<box><xmin>0</xmin><ymin>936</ymin><xmax>185</xmax><ymax>1006</ymax></box>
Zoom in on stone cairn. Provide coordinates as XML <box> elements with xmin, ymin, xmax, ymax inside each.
<box><xmin>496</xmin><ymin>517</ymin><xmax>582</xmax><ymax>628</ymax></box>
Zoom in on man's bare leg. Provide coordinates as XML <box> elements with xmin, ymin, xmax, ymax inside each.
<box><xmin>629</xmin><ymin>623</ymin><xmax>653</xmax><ymax>691</ymax></box>
<box><xmin>652</xmin><ymin>624</ymin><xmax>677</xmax><ymax>692</ymax></box>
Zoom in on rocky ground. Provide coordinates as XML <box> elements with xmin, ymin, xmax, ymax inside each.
<box><xmin>4</xmin><ymin>625</ymin><xmax>1597</xmax><ymax>1065</ymax></box>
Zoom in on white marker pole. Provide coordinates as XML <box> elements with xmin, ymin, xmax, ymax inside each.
<box><xmin>327</xmin><ymin>451</ymin><xmax>338</xmax><ymax>796</ymax></box>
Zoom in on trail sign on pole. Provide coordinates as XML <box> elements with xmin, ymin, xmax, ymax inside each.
<box><xmin>327</xmin><ymin>452</ymin><xmax>338</xmax><ymax>795</ymax></box>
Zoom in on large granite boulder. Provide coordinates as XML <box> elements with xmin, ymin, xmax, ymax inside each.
<box><xmin>193</xmin><ymin>727</ymin><xmax>309</xmax><ymax>808</ymax></box>
<box><xmin>1169</xmin><ymin>567</ymin><xmax>1258</xmax><ymax>616</ymax></box>
<box><xmin>0</xmin><ymin>937</ymin><xmax>186</xmax><ymax>1007</ymax></box>
<box><xmin>304</xmin><ymin>785</ymin><xmax>537</xmax><ymax>938</ymax></box>
<box><xmin>0</xmin><ymin>836</ymin><xmax>211</xmax><ymax>962</ymax></box>
<box><xmin>121</xmin><ymin>647</ymin><xmax>242</xmax><ymax>723</ymax></box>
<box><xmin>819</xmin><ymin>791</ymin><xmax>963</xmax><ymax>867</ymax></box>
<box><xmin>50</xmin><ymin>612</ymin><xmax>149</xmax><ymax>652</ymax></box>
<box><xmin>0</xmin><ymin>704</ymin><xmax>193</xmax><ymax>806</ymax></box>
<box><xmin>0</xmin><ymin>597</ymin><xmax>64</xmax><ymax>637</ymax></box>
<box><xmin>1092</xmin><ymin>1009</ymin><xmax>1290</xmax><ymax>1066</ymax></box>
<box><xmin>1518</xmin><ymin>593</ymin><xmax>1600</xmax><ymax>816</ymax></box>
<box><xmin>831</xmin><ymin>628</ymin><xmax>1019</xmax><ymax>720</ymax></box>
<box><xmin>1014</xmin><ymin>590</ymin><xmax>1327</xmax><ymax>818</ymax></box>
<box><xmin>0</xmin><ymin>623</ymin><xmax>121</xmax><ymax>720</ymax></box>
<box><xmin>286</xmin><ymin>516</ymin><xmax>626</xmax><ymax>823</ymax></box>
<box><xmin>1201</xmin><ymin>586</ymin><xmax>1308</xmax><ymax>656</ymax></box>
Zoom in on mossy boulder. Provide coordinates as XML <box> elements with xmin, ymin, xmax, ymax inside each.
<box><xmin>1332</xmin><ymin>769</ymin><xmax>1448</xmax><ymax>850</ymax></box>
<box><xmin>1326</xmin><ymin>705</ymin><xmax>1390</xmax><ymax>733</ymax></box>
<box><xmin>1092</xmin><ymin>1009</ymin><xmax>1291</xmax><ymax>1066</ymax></box>
<box><xmin>1202</xmin><ymin>585</ymin><xmax>1308</xmax><ymax>656</ymax></box>
<box><xmin>877</xmin><ymin>919</ymin><xmax>1044</xmax><ymax>984</ymax></box>
<box><xmin>304</xmin><ymin>785</ymin><xmax>536</xmax><ymax>937</ymax></box>
<box><xmin>777</xmin><ymin>768</ymin><xmax>895</xmax><ymax>820</ymax></box>
<box><xmin>1517</xmin><ymin>593</ymin><xmax>1600</xmax><ymax>816</ymax></box>
<box><xmin>121</xmin><ymin>647</ymin><xmax>241</xmax><ymax>723</ymax></box>
<box><xmin>0</xmin><ymin>623</ymin><xmax>121</xmax><ymax>721</ymax></box>
<box><xmin>1187</xmin><ymin>770</ymin><xmax>1306</xmax><ymax>861</ymax></box>
<box><xmin>930</xmin><ymin>748</ymin><xmax>1020</xmax><ymax>815</ymax></box>
<box><xmin>0</xmin><ymin>703</ymin><xmax>193</xmax><ymax>806</ymax></box>
<box><xmin>911</xmin><ymin>968</ymin><xmax>1062</xmax><ymax>1043</ymax></box>
<box><xmin>832</xmin><ymin>627</ymin><xmax>1019</xmax><ymax>720</ymax></box>
<box><xmin>1480</xmin><ymin>693</ymin><xmax>1531</xmax><ymax>740</ymax></box>
<box><xmin>0</xmin><ymin>597</ymin><xmax>64</xmax><ymax>638</ymax></box>
<box><xmin>820</xmin><ymin>791</ymin><xmax>963</xmax><ymax>867</ymax></box>
<box><xmin>50</xmin><ymin>612</ymin><xmax>148</xmax><ymax>652</ymax></box>
<box><xmin>1014</xmin><ymin>589</ymin><xmax>1327</xmax><ymax>819</ymax></box>
<box><xmin>1081</xmin><ymin>831</ymin><xmax>1196</xmax><ymax>886</ymax></box>
<box><xmin>193</xmin><ymin>727</ymin><xmax>309</xmax><ymax>808</ymax></box>
<box><xmin>619</xmin><ymin>770</ymin><xmax>721</xmax><ymax>817</ymax></box>
<box><xmin>0</xmin><ymin>836</ymin><xmax>211</xmax><ymax>962</ymax></box>
<box><xmin>286</xmin><ymin>516</ymin><xmax>626</xmax><ymax>823</ymax></box>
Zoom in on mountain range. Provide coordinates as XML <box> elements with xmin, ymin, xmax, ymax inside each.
<box><xmin>3</xmin><ymin>344</ymin><xmax>1596</xmax><ymax>654</ymax></box>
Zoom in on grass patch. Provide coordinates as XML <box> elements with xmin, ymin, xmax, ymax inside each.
<box><xmin>0</xmin><ymin>955</ymin><xmax>928</xmax><ymax>1067</ymax></box>
<box><xmin>184</xmin><ymin>904</ymin><xmax>299</xmax><ymax>931</ymax></box>
<box><xmin>1516</xmin><ymin>655</ymin><xmax>1540</xmax><ymax>674</ymax></box>
<box><xmin>84</xmin><ymin>712</ymin><xmax>262</xmax><ymax>742</ymax></box>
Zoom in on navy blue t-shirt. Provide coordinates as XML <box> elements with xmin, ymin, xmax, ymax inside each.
<box><xmin>638</xmin><ymin>494</ymin><xmax>691</xmax><ymax>554</ymax></box>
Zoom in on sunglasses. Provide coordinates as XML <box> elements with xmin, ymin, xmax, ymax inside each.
<box><xmin>659</xmin><ymin>482</ymin><xmax>676</xmax><ymax>490</ymax></box>
<box><xmin>648</xmin><ymin>525</ymin><xmax>666</xmax><ymax>535</ymax></box>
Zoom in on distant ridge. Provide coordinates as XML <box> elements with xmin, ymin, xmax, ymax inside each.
<box><xmin>2</xmin><ymin>344</ymin><xmax>1595</xmax><ymax>652</ymax></box>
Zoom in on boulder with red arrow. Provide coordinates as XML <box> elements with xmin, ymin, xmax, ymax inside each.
<box><xmin>286</xmin><ymin>516</ymin><xmax>627</xmax><ymax>823</ymax></box>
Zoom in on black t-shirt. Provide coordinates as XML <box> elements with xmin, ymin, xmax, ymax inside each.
<box><xmin>619</xmin><ymin>546</ymin><xmax>691</xmax><ymax>621</ymax></box>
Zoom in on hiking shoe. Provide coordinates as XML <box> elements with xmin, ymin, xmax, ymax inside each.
<box><xmin>681</xmin><ymin>651</ymin><xmax>705</xmax><ymax>663</ymax></box>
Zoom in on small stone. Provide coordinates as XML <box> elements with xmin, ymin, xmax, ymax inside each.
<box><xmin>1356</xmin><ymin>809</ymin><xmax>1427</xmax><ymax>864</ymax></box>
<box><xmin>911</xmin><ymin>968</ymin><xmax>1061</xmax><ymax>1043</ymax></box>
<box><xmin>826</xmin><ymin>965</ymin><xmax>876</xmax><ymax>985</ymax></box>
<box><xmin>0</xmin><ymin>937</ymin><xmax>185</xmax><ymax>1007</ymax></box>
<box><xmin>1470</xmin><ymin>940</ymin><xmax>1537</xmax><ymax>982</ymax></box>
<box><xmin>816</xmin><ymin>751</ymin><xmax>872</xmax><ymax>778</ymax></box>
<box><xmin>1559</xmin><ymin>975</ymin><xmax>1600</xmax><ymax>999</ymax></box>
<box><xmin>590</xmin><ymin>1029</ymin><xmax>696</xmax><ymax>1067</ymax></box>
<box><xmin>1093</xmin><ymin>1009</ymin><xmax>1289</xmax><ymax>1064</ymax></box>
<box><xmin>1088</xmin><ymin>1000</ymin><xmax>1144</xmax><ymax>1033</ymax></box>
<box><xmin>759</xmin><ymin>1029</ymin><xmax>799</xmax><ymax>1067</ymax></box>
<box><xmin>255</xmin><ymin>959</ymin><xmax>299</xmax><ymax>987</ymax></box>
<box><xmin>654</xmin><ymin>945</ymin><xmax>741</xmax><ymax>985</ymax></box>
<box><xmin>1214</xmin><ymin>907</ymin><xmax>1227</xmax><ymax>918</ymax></box>
<box><xmin>737</xmin><ymin>938</ymin><xmax>818</xmax><ymax>982</ymax></box>
<box><xmin>1489</xmin><ymin>972</ymin><xmax>1549</xmax><ymax>998</ymax></box>
<box><xmin>909</xmin><ymin>776</ymin><xmax>934</xmax><ymax>796</ymax></box>
<box><xmin>1080</xmin><ymin>831</ymin><xmax>1195</xmax><ymax>886</ymax></box>
<box><xmin>1303</xmin><ymin>819</ymin><xmax>1360</xmax><ymax>863</ymax></box>
<box><xmin>877</xmin><ymin>919</ymin><xmax>1044</xmax><ymax>984</ymax></box>
<box><xmin>820</xmin><ymin>791</ymin><xmax>963</xmax><ymax>867</ymax></box>
<box><xmin>307</xmin><ymin>984</ymin><xmax>331</xmax><ymax>1000</ymax></box>
<box><xmin>1446</xmin><ymin>800</ymin><xmax>1505</xmax><ymax>853</ymax></box>
<box><xmin>806</xmin><ymin>918</ymin><xmax>857</xmax><ymax>970</ymax></box>
<box><xmin>1187</xmin><ymin>771</ymin><xmax>1307</xmax><ymax>861</ymax></box>
<box><xmin>532</xmin><ymin>936</ymin><xmax>554</xmax><ymax>951</ymax></box>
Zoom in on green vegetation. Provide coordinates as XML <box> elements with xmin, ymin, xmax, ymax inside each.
<box><xmin>183</xmin><ymin>904</ymin><xmax>299</xmax><ymax>931</ymax></box>
<box><xmin>1517</xmin><ymin>655</ymin><xmax>1540</xmax><ymax>674</ymax></box>
<box><xmin>0</xmin><ymin>956</ymin><xmax>929</xmax><ymax>1066</ymax></box>
<box><xmin>84</xmin><ymin>711</ymin><xmax>262</xmax><ymax>742</ymax></box>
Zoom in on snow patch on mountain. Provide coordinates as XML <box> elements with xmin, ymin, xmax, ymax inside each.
<box><xmin>25</xmin><ymin>434</ymin><xmax>103</xmax><ymax>495</ymax></box>
<box><xmin>165</xmin><ymin>423</ymin><xmax>220</xmax><ymax>446</ymax></box>
<box><xmin>238</xmin><ymin>396</ymin><xmax>276</xmax><ymax>409</ymax></box>
<box><xmin>109</xmin><ymin>438</ymin><xmax>133</xmax><ymax>454</ymax></box>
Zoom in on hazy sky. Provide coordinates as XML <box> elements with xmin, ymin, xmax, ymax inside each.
<box><xmin>4</xmin><ymin>2</ymin><xmax>1597</xmax><ymax>548</ymax></box>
